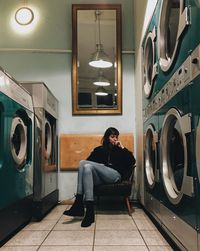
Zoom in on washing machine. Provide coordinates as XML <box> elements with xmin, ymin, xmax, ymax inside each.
<box><xmin>142</xmin><ymin>0</ymin><xmax>161</xmax><ymax>109</ymax></box>
<box><xmin>189</xmin><ymin>45</ymin><xmax>200</xmax><ymax>250</ymax></box>
<box><xmin>143</xmin><ymin>113</ymin><xmax>162</xmax><ymax>224</ymax></box>
<box><xmin>21</xmin><ymin>82</ymin><xmax>59</xmax><ymax>220</ymax></box>
<box><xmin>190</xmin><ymin>0</ymin><xmax>200</xmax><ymax>54</ymax></box>
<box><xmin>158</xmin><ymin>85</ymin><xmax>198</xmax><ymax>251</ymax></box>
<box><xmin>156</xmin><ymin>0</ymin><xmax>191</xmax><ymax>93</ymax></box>
<box><xmin>0</xmin><ymin>68</ymin><xmax>34</xmax><ymax>245</ymax></box>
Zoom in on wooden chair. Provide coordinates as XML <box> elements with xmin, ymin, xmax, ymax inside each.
<box><xmin>94</xmin><ymin>164</ymin><xmax>135</xmax><ymax>215</ymax></box>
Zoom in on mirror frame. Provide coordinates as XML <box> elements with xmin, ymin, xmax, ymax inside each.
<box><xmin>72</xmin><ymin>4</ymin><xmax>122</xmax><ymax>115</ymax></box>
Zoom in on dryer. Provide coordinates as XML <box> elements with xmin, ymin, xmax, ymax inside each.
<box><xmin>158</xmin><ymin>86</ymin><xmax>198</xmax><ymax>251</ymax></box>
<box><xmin>156</xmin><ymin>0</ymin><xmax>191</xmax><ymax>93</ymax></box>
<box><xmin>143</xmin><ymin>113</ymin><xmax>162</xmax><ymax>224</ymax></box>
<box><xmin>0</xmin><ymin>68</ymin><xmax>34</xmax><ymax>246</ymax></box>
<box><xmin>21</xmin><ymin>82</ymin><xmax>58</xmax><ymax>220</ymax></box>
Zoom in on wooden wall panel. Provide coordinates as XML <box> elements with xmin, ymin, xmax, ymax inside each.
<box><xmin>60</xmin><ymin>133</ymin><xmax>134</xmax><ymax>171</ymax></box>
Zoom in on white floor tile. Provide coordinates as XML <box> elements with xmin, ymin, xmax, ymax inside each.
<box><xmin>94</xmin><ymin>246</ymin><xmax>148</xmax><ymax>251</ymax></box>
<box><xmin>38</xmin><ymin>246</ymin><xmax>93</xmax><ymax>251</ymax></box>
<box><xmin>96</xmin><ymin>219</ymin><xmax>137</xmax><ymax>230</ymax></box>
<box><xmin>0</xmin><ymin>247</ymin><xmax>39</xmax><ymax>251</ymax></box>
<box><xmin>94</xmin><ymin>230</ymin><xmax>145</xmax><ymax>246</ymax></box>
<box><xmin>42</xmin><ymin>230</ymin><xmax>94</xmax><ymax>246</ymax></box>
<box><xmin>140</xmin><ymin>230</ymin><xmax>170</xmax><ymax>246</ymax></box>
<box><xmin>5</xmin><ymin>231</ymin><xmax>49</xmax><ymax>246</ymax></box>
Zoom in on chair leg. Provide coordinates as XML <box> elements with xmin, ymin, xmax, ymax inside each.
<box><xmin>125</xmin><ymin>197</ymin><xmax>134</xmax><ymax>215</ymax></box>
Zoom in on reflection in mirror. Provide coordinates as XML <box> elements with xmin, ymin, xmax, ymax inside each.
<box><xmin>72</xmin><ymin>4</ymin><xmax>122</xmax><ymax>115</ymax></box>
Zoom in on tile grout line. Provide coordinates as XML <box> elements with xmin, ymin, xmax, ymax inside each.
<box><xmin>37</xmin><ymin>211</ymin><xmax>64</xmax><ymax>249</ymax></box>
<box><xmin>131</xmin><ymin>209</ymin><xmax>151</xmax><ymax>249</ymax></box>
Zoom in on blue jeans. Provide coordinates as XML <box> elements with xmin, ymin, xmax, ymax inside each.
<box><xmin>77</xmin><ymin>160</ymin><xmax>121</xmax><ymax>201</ymax></box>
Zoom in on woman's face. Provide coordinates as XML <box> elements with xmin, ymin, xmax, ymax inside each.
<box><xmin>109</xmin><ymin>134</ymin><xmax>118</xmax><ymax>145</ymax></box>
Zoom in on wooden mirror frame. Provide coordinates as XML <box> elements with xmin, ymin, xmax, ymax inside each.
<box><xmin>72</xmin><ymin>4</ymin><xmax>122</xmax><ymax>115</ymax></box>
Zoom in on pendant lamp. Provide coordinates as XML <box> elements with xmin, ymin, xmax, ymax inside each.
<box><xmin>89</xmin><ymin>10</ymin><xmax>113</xmax><ymax>68</ymax></box>
<box><xmin>93</xmin><ymin>70</ymin><xmax>110</xmax><ymax>86</ymax></box>
<box><xmin>15</xmin><ymin>7</ymin><xmax>34</xmax><ymax>25</ymax></box>
<box><xmin>95</xmin><ymin>86</ymin><xmax>108</xmax><ymax>96</ymax></box>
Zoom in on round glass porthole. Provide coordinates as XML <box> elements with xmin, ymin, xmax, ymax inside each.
<box><xmin>158</xmin><ymin>0</ymin><xmax>188</xmax><ymax>72</ymax></box>
<box><xmin>10</xmin><ymin>116</ymin><xmax>27</xmax><ymax>169</ymax></box>
<box><xmin>160</xmin><ymin>108</ymin><xmax>187</xmax><ymax>204</ymax></box>
<box><xmin>45</xmin><ymin>119</ymin><xmax>52</xmax><ymax>160</ymax></box>
<box><xmin>145</xmin><ymin>124</ymin><xmax>158</xmax><ymax>188</ymax></box>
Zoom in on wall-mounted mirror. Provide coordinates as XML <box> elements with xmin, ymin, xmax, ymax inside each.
<box><xmin>72</xmin><ymin>4</ymin><xmax>122</xmax><ymax>115</ymax></box>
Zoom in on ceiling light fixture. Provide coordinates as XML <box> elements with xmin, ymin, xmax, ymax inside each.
<box><xmin>89</xmin><ymin>10</ymin><xmax>113</xmax><ymax>68</ymax></box>
<box><xmin>93</xmin><ymin>70</ymin><xmax>110</xmax><ymax>86</ymax></box>
<box><xmin>95</xmin><ymin>86</ymin><xmax>108</xmax><ymax>96</ymax></box>
<box><xmin>15</xmin><ymin>6</ymin><xmax>34</xmax><ymax>25</ymax></box>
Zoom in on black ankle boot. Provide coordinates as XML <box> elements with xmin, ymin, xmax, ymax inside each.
<box><xmin>63</xmin><ymin>194</ymin><xmax>84</xmax><ymax>217</ymax></box>
<box><xmin>81</xmin><ymin>201</ymin><xmax>95</xmax><ymax>227</ymax></box>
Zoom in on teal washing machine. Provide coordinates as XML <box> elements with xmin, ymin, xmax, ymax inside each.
<box><xmin>20</xmin><ymin>82</ymin><xmax>58</xmax><ymax>221</ymax></box>
<box><xmin>142</xmin><ymin>0</ymin><xmax>161</xmax><ymax>109</ymax></box>
<box><xmin>143</xmin><ymin>113</ymin><xmax>162</xmax><ymax>224</ymax></box>
<box><xmin>156</xmin><ymin>0</ymin><xmax>191</xmax><ymax>93</ymax></box>
<box><xmin>158</xmin><ymin>85</ymin><xmax>198</xmax><ymax>251</ymax></box>
<box><xmin>190</xmin><ymin>46</ymin><xmax>200</xmax><ymax>250</ymax></box>
<box><xmin>190</xmin><ymin>0</ymin><xmax>200</xmax><ymax>53</ymax></box>
<box><xmin>0</xmin><ymin>68</ymin><xmax>34</xmax><ymax>246</ymax></box>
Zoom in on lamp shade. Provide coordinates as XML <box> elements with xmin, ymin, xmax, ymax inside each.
<box><xmin>95</xmin><ymin>86</ymin><xmax>108</xmax><ymax>96</ymax></box>
<box><xmin>89</xmin><ymin>44</ymin><xmax>113</xmax><ymax>68</ymax></box>
<box><xmin>93</xmin><ymin>71</ymin><xmax>110</xmax><ymax>86</ymax></box>
<box><xmin>15</xmin><ymin>7</ymin><xmax>34</xmax><ymax>25</ymax></box>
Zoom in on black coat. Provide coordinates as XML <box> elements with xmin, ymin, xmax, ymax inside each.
<box><xmin>87</xmin><ymin>145</ymin><xmax>136</xmax><ymax>180</ymax></box>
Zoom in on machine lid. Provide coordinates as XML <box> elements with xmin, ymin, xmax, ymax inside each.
<box><xmin>160</xmin><ymin>108</ymin><xmax>193</xmax><ymax>205</ymax></box>
<box><xmin>10</xmin><ymin>116</ymin><xmax>27</xmax><ymax>169</ymax></box>
<box><xmin>158</xmin><ymin>0</ymin><xmax>189</xmax><ymax>72</ymax></box>
<box><xmin>145</xmin><ymin>123</ymin><xmax>158</xmax><ymax>188</ymax></box>
<box><xmin>45</xmin><ymin>118</ymin><xmax>52</xmax><ymax>160</ymax></box>
<box><xmin>143</xmin><ymin>27</ymin><xmax>158</xmax><ymax>98</ymax></box>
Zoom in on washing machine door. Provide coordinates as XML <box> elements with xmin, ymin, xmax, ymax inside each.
<box><xmin>10</xmin><ymin>116</ymin><xmax>27</xmax><ymax>169</ymax></box>
<box><xmin>45</xmin><ymin>118</ymin><xmax>52</xmax><ymax>161</ymax></box>
<box><xmin>143</xmin><ymin>27</ymin><xmax>158</xmax><ymax>98</ymax></box>
<box><xmin>160</xmin><ymin>108</ymin><xmax>193</xmax><ymax>204</ymax></box>
<box><xmin>158</xmin><ymin>0</ymin><xmax>189</xmax><ymax>72</ymax></box>
<box><xmin>145</xmin><ymin>124</ymin><xmax>158</xmax><ymax>188</ymax></box>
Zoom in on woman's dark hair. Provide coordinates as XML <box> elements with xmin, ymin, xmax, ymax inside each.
<box><xmin>101</xmin><ymin>127</ymin><xmax>119</xmax><ymax>147</ymax></box>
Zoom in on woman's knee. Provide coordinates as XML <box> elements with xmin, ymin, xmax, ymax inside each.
<box><xmin>79</xmin><ymin>160</ymin><xmax>88</xmax><ymax>167</ymax></box>
<box><xmin>83</xmin><ymin>163</ymin><xmax>93</xmax><ymax>174</ymax></box>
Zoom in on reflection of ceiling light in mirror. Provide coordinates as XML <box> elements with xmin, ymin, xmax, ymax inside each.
<box><xmin>93</xmin><ymin>71</ymin><xmax>110</xmax><ymax>86</ymax></box>
<box><xmin>89</xmin><ymin>44</ymin><xmax>113</xmax><ymax>68</ymax></box>
<box><xmin>114</xmin><ymin>82</ymin><xmax>117</xmax><ymax>86</ymax></box>
<box><xmin>11</xmin><ymin>6</ymin><xmax>39</xmax><ymax>35</ymax></box>
<box><xmin>89</xmin><ymin>10</ymin><xmax>113</xmax><ymax>68</ymax></box>
<box><xmin>15</xmin><ymin>7</ymin><xmax>34</xmax><ymax>25</ymax></box>
<box><xmin>114</xmin><ymin>93</ymin><xmax>117</xmax><ymax>96</ymax></box>
<box><xmin>95</xmin><ymin>86</ymin><xmax>108</xmax><ymax>96</ymax></box>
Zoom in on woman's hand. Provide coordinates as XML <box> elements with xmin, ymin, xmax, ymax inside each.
<box><xmin>115</xmin><ymin>141</ymin><xmax>124</xmax><ymax>149</ymax></box>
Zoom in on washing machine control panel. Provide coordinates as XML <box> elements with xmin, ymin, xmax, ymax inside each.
<box><xmin>144</xmin><ymin>55</ymin><xmax>192</xmax><ymax>121</ymax></box>
<box><xmin>0</xmin><ymin>69</ymin><xmax>33</xmax><ymax>112</ymax></box>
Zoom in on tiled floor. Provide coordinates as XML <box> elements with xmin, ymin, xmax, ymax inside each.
<box><xmin>1</xmin><ymin>203</ymin><xmax>174</xmax><ymax>251</ymax></box>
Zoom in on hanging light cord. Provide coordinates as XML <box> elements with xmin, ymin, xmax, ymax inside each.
<box><xmin>95</xmin><ymin>10</ymin><xmax>102</xmax><ymax>45</ymax></box>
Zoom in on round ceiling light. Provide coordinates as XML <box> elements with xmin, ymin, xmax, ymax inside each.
<box><xmin>15</xmin><ymin>7</ymin><xmax>34</xmax><ymax>25</ymax></box>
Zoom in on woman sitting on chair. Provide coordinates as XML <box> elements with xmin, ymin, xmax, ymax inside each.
<box><xmin>63</xmin><ymin>127</ymin><xmax>136</xmax><ymax>227</ymax></box>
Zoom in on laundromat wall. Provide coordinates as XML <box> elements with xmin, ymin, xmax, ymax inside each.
<box><xmin>0</xmin><ymin>0</ymin><xmax>136</xmax><ymax>201</ymax></box>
